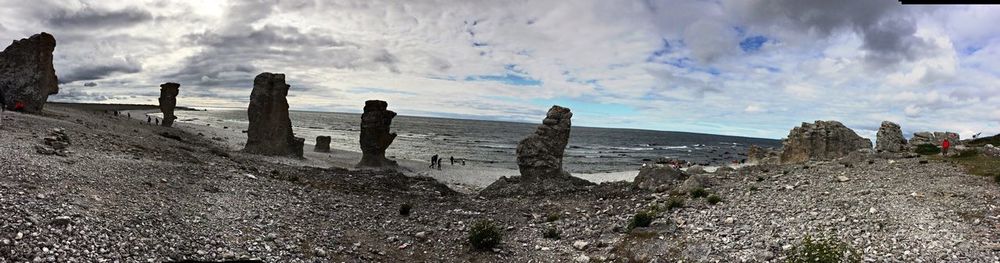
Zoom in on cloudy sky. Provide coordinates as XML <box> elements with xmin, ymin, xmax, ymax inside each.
<box><xmin>1</xmin><ymin>0</ymin><xmax>998</xmax><ymax>139</ymax></box>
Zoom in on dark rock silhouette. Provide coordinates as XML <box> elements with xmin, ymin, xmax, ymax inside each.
<box><xmin>315</xmin><ymin>136</ymin><xmax>331</xmax><ymax>153</ymax></box>
<box><xmin>780</xmin><ymin>120</ymin><xmax>872</xmax><ymax>164</ymax></box>
<box><xmin>243</xmin><ymin>73</ymin><xmax>304</xmax><ymax>157</ymax></box>
<box><xmin>480</xmin><ymin>106</ymin><xmax>592</xmax><ymax>197</ymax></box>
<box><xmin>875</xmin><ymin>121</ymin><xmax>906</xmax><ymax>153</ymax></box>
<box><xmin>633</xmin><ymin>164</ymin><xmax>688</xmax><ymax>191</ymax></box>
<box><xmin>356</xmin><ymin>100</ymin><xmax>398</xmax><ymax>168</ymax></box>
<box><xmin>0</xmin><ymin>32</ymin><xmax>58</xmax><ymax>113</ymax></box>
<box><xmin>158</xmin><ymin>82</ymin><xmax>179</xmax><ymax>127</ymax></box>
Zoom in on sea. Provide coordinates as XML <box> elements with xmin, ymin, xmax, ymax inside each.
<box><xmin>171</xmin><ymin>108</ymin><xmax>782</xmax><ymax>173</ymax></box>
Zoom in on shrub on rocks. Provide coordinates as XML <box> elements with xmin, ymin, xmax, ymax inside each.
<box><xmin>545</xmin><ymin>213</ymin><xmax>561</xmax><ymax>222</ymax></box>
<box><xmin>542</xmin><ymin>227</ymin><xmax>561</xmax><ymax>240</ymax></box>
<box><xmin>785</xmin><ymin>235</ymin><xmax>862</xmax><ymax>263</ymax></box>
<box><xmin>689</xmin><ymin>187</ymin><xmax>708</xmax><ymax>198</ymax></box>
<box><xmin>666</xmin><ymin>197</ymin><xmax>685</xmax><ymax>210</ymax></box>
<box><xmin>627</xmin><ymin>210</ymin><xmax>655</xmax><ymax>230</ymax></box>
<box><xmin>914</xmin><ymin>144</ymin><xmax>941</xmax><ymax>155</ymax></box>
<box><xmin>993</xmin><ymin>173</ymin><xmax>1000</xmax><ymax>185</ymax></box>
<box><xmin>399</xmin><ymin>203</ymin><xmax>412</xmax><ymax>216</ymax></box>
<box><xmin>469</xmin><ymin>220</ymin><xmax>502</xmax><ymax>250</ymax></box>
<box><xmin>707</xmin><ymin>195</ymin><xmax>722</xmax><ymax>205</ymax></box>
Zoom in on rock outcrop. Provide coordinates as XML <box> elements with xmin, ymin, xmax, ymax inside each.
<box><xmin>875</xmin><ymin>121</ymin><xmax>906</xmax><ymax>153</ymax></box>
<box><xmin>747</xmin><ymin>145</ymin><xmax>780</xmax><ymax>165</ymax></box>
<box><xmin>779</xmin><ymin>120</ymin><xmax>873</xmax><ymax>164</ymax></box>
<box><xmin>355</xmin><ymin>100</ymin><xmax>398</xmax><ymax>168</ymax></box>
<box><xmin>35</xmin><ymin>128</ymin><xmax>70</xmax><ymax>156</ymax></box>
<box><xmin>983</xmin><ymin>144</ymin><xmax>1000</xmax><ymax>157</ymax></box>
<box><xmin>480</xmin><ymin>106</ymin><xmax>592</xmax><ymax>197</ymax></box>
<box><xmin>158</xmin><ymin>83</ymin><xmax>179</xmax><ymax>127</ymax></box>
<box><xmin>314</xmin><ymin>136</ymin><xmax>331</xmax><ymax>153</ymax></box>
<box><xmin>243</xmin><ymin>73</ymin><xmax>304</xmax><ymax>157</ymax></box>
<box><xmin>0</xmin><ymin>32</ymin><xmax>58</xmax><ymax>113</ymax></box>
<box><xmin>633</xmin><ymin>164</ymin><xmax>688</xmax><ymax>191</ymax></box>
<box><xmin>909</xmin><ymin>131</ymin><xmax>960</xmax><ymax>147</ymax></box>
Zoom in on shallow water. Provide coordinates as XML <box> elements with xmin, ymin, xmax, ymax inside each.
<box><xmin>168</xmin><ymin>108</ymin><xmax>781</xmax><ymax>173</ymax></box>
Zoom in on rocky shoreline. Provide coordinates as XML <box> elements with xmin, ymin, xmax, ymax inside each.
<box><xmin>1</xmin><ymin>103</ymin><xmax>999</xmax><ymax>262</ymax></box>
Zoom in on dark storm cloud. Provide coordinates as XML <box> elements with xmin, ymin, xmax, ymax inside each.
<box><xmin>59</xmin><ymin>58</ymin><xmax>143</xmax><ymax>84</ymax></box>
<box><xmin>50</xmin><ymin>88</ymin><xmax>121</xmax><ymax>102</ymax></box>
<box><xmin>84</xmin><ymin>82</ymin><xmax>97</xmax><ymax>87</ymax></box>
<box><xmin>46</xmin><ymin>6</ymin><xmax>153</xmax><ymax>29</ymax></box>
<box><xmin>741</xmin><ymin>0</ymin><xmax>933</xmax><ymax>66</ymax></box>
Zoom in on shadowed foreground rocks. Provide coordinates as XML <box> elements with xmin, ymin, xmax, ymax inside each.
<box><xmin>0</xmin><ymin>32</ymin><xmax>58</xmax><ymax>112</ymax></box>
<box><xmin>158</xmin><ymin>82</ymin><xmax>180</xmax><ymax>127</ymax></box>
<box><xmin>243</xmin><ymin>72</ymin><xmax>304</xmax><ymax>157</ymax></box>
<box><xmin>481</xmin><ymin>106</ymin><xmax>592</xmax><ymax>197</ymax></box>
<box><xmin>355</xmin><ymin>100</ymin><xmax>398</xmax><ymax>169</ymax></box>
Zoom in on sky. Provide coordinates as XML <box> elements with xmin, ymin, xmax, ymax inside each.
<box><xmin>0</xmin><ymin>0</ymin><xmax>998</xmax><ymax>139</ymax></box>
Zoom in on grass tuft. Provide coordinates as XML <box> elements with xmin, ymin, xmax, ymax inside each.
<box><xmin>785</xmin><ymin>235</ymin><xmax>862</xmax><ymax>263</ymax></box>
<box><xmin>468</xmin><ymin>220</ymin><xmax>502</xmax><ymax>250</ymax></box>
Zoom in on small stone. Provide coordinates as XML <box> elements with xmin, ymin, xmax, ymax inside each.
<box><xmin>36</xmin><ymin>193</ymin><xmax>45</xmax><ymax>199</ymax></box>
<box><xmin>573</xmin><ymin>241</ymin><xmax>590</xmax><ymax>250</ymax></box>
<box><xmin>575</xmin><ymin>255</ymin><xmax>591</xmax><ymax>262</ymax></box>
<box><xmin>414</xmin><ymin>231</ymin><xmax>427</xmax><ymax>239</ymax></box>
<box><xmin>50</xmin><ymin>216</ymin><xmax>71</xmax><ymax>226</ymax></box>
<box><xmin>15</xmin><ymin>232</ymin><xmax>23</xmax><ymax>240</ymax></box>
<box><xmin>314</xmin><ymin>247</ymin><xmax>327</xmax><ymax>257</ymax></box>
<box><xmin>782</xmin><ymin>244</ymin><xmax>793</xmax><ymax>251</ymax></box>
<box><xmin>244</xmin><ymin>174</ymin><xmax>257</xmax><ymax>180</ymax></box>
<box><xmin>837</xmin><ymin>176</ymin><xmax>850</xmax><ymax>182</ymax></box>
<box><xmin>724</xmin><ymin>217</ymin><xmax>735</xmax><ymax>224</ymax></box>
<box><xmin>869</xmin><ymin>207</ymin><xmax>877</xmax><ymax>214</ymax></box>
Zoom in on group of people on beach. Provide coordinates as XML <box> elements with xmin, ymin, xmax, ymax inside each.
<box><xmin>429</xmin><ymin>154</ymin><xmax>465</xmax><ymax>170</ymax></box>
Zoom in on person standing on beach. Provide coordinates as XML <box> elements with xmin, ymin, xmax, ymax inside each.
<box><xmin>450</xmin><ymin>156</ymin><xmax>455</xmax><ymax>165</ymax></box>
<box><xmin>941</xmin><ymin>139</ymin><xmax>951</xmax><ymax>156</ymax></box>
<box><xmin>155</xmin><ymin>118</ymin><xmax>159</xmax><ymax>125</ymax></box>
<box><xmin>430</xmin><ymin>154</ymin><xmax>438</xmax><ymax>168</ymax></box>
<box><xmin>147</xmin><ymin>116</ymin><xmax>151</xmax><ymax>124</ymax></box>
<box><xmin>436</xmin><ymin>158</ymin><xmax>442</xmax><ymax>170</ymax></box>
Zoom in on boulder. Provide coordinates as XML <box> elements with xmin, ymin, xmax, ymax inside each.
<box><xmin>679</xmin><ymin>174</ymin><xmax>710</xmax><ymax>193</ymax></box>
<box><xmin>158</xmin><ymin>83</ymin><xmax>179</xmax><ymax>127</ymax></box>
<box><xmin>779</xmin><ymin>121</ymin><xmax>872</xmax><ymax>164</ymax></box>
<box><xmin>909</xmin><ymin>131</ymin><xmax>960</xmax><ymax>147</ymax></box>
<box><xmin>633</xmin><ymin>164</ymin><xmax>688</xmax><ymax>191</ymax></box>
<box><xmin>715</xmin><ymin>166</ymin><xmax>735</xmax><ymax>175</ymax></box>
<box><xmin>480</xmin><ymin>106</ymin><xmax>592</xmax><ymax>197</ymax></box>
<box><xmin>686</xmin><ymin>165</ymin><xmax>706</xmax><ymax>174</ymax></box>
<box><xmin>314</xmin><ymin>135</ymin><xmax>332</xmax><ymax>153</ymax></box>
<box><xmin>0</xmin><ymin>32</ymin><xmax>58</xmax><ymax>113</ymax></box>
<box><xmin>875</xmin><ymin>121</ymin><xmax>906</xmax><ymax>153</ymax></box>
<box><xmin>243</xmin><ymin>73</ymin><xmax>304</xmax><ymax>157</ymax></box>
<box><xmin>747</xmin><ymin>145</ymin><xmax>780</xmax><ymax>165</ymax></box>
<box><xmin>983</xmin><ymin>144</ymin><xmax>1000</xmax><ymax>157</ymax></box>
<box><xmin>355</xmin><ymin>100</ymin><xmax>398</xmax><ymax>168</ymax></box>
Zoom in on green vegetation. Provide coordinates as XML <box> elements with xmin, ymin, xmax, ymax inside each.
<box><xmin>785</xmin><ymin>235</ymin><xmax>862</xmax><ymax>263</ymax></box>
<box><xmin>542</xmin><ymin>227</ymin><xmax>561</xmax><ymax>240</ymax></box>
<box><xmin>994</xmin><ymin>173</ymin><xmax>1000</xmax><ymax>185</ymax></box>
<box><xmin>468</xmin><ymin>220</ymin><xmax>502</xmax><ymax>250</ymax></box>
<box><xmin>689</xmin><ymin>187</ymin><xmax>708</xmax><ymax>198</ymax></box>
<box><xmin>666</xmin><ymin>197</ymin><xmax>685</xmax><ymax>210</ymax></box>
<box><xmin>399</xmin><ymin>203</ymin><xmax>412</xmax><ymax>216</ymax></box>
<box><xmin>545</xmin><ymin>212</ymin><xmax>561</xmax><ymax>222</ymax></box>
<box><xmin>707</xmin><ymin>195</ymin><xmax>722</xmax><ymax>205</ymax></box>
<box><xmin>940</xmin><ymin>148</ymin><xmax>1000</xmax><ymax>178</ymax></box>
<box><xmin>914</xmin><ymin>144</ymin><xmax>941</xmax><ymax>155</ymax></box>
<box><xmin>967</xmin><ymin>134</ymin><xmax>1000</xmax><ymax>147</ymax></box>
<box><xmin>628</xmin><ymin>210</ymin><xmax>655</xmax><ymax>230</ymax></box>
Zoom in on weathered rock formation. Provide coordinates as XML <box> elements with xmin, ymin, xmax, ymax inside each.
<box><xmin>243</xmin><ymin>73</ymin><xmax>304</xmax><ymax>157</ymax></box>
<box><xmin>0</xmin><ymin>32</ymin><xmax>58</xmax><ymax>113</ymax></box>
<box><xmin>314</xmin><ymin>136</ymin><xmax>331</xmax><ymax>153</ymax></box>
<box><xmin>875</xmin><ymin>121</ymin><xmax>906</xmax><ymax>153</ymax></box>
<box><xmin>747</xmin><ymin>145</ymin><xmax>780</xmax><ymax>165</ymax></box>
<box><xmin>158</xmin><ymin>82</ymin><xmax>179</xmax><ymax>127</ymax></box>
<box><xmin>355</xmin><ymin>100</ymin><xmax>398</xmax><ymax>168</ymax></box>
<box><xmin>480</xmin><ymin>106</ymin><xmax>593</xmax><ymax>197</ymax></box>
<box><xmin>909</xmin><ymin>131</ymin><xmax>960</xmax><ymax>147</ymax></box>
<box><xmin>779</xmin><ymin>120</ymin><xmax>873</xmax><ymax>164</ymax></box>
<box><xmin>983</xmin><ymin>144</ymin><xmax>1000</xmax><ymax>157</ymax></box>
<box><xmin>633</xmin><ymin>164</ymin><xmax>688</xmax><ymax>191</ymax></box>
<box><xmin>35</xmin><ymin>128</ymin><xmax>70</xmax><ymax>156</ymax></box>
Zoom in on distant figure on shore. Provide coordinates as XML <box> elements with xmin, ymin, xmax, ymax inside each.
<box><xmin>461</xmin><ymin>159</ymin><xmax>466</xmax><ymax>166</ymax></box>
<box><xmin>430</xmin><ymin>154</ymin><xmax>438</xmax><ymax>168</ymax></box>
<box><xmin>941</xmin><ymin>138</ymin><xmax>951</xmax><ymax>155</ymax></box>
<box><xmin>436</xmin><ymin>158</ymin><xmax>442</xmax><ymax>170</ymax></box>
<box><xmin>450</xmin><ymin>156</ymin><xmax>455</xmax><ymax>165</ymax></box>
<box><xmin>147</xmin><ymin>116</ymin><xmax>151</xmax><ymax>124</ymax></box>
<box><xmin>155</xmin><ymin>118</ymin><xmax>159</xmax><ymax>125</ymax></box>
<box><xmin>114</xmin><ymin>110</ymin><xmax>119</xmax><ymax>116</ymax></box>
<box><xmin>127</xmin><ymin>112</ymin><xmax>130</xmax><ymax>118</ymax></box>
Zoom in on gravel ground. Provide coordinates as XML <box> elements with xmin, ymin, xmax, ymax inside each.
<box><xmin>2</xmin><ymin>104</ymin><xmax>999</xmax><ymax>262</ymax></box>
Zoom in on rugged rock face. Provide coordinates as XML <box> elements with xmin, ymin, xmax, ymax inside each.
<box><xmin>983</xmin><ymin>144</ymin><xmax>1000</xmax><ymax>157</ymax></box>
<box><xmin>875</xmin><ymin>121</ymin><xmax>906</xmax><ymax>153</ymax></box>
<box><xmin>633</xmin><ymin>164</ymin><xmax>688</xmax><ymax>191</ymax></box>
<box><xmin>517</xmin><ymin>106</ymin><xmax>574</xmax><ymax>180</ymax></box>
<box><xmin>243</xmin><ymin>73</ymin><xmax>304</xmax><ymax>157</ymax></box>
<box><xmin>480</xmin><ymin>106</ymin><xmax>593</xmax><ymax>197</ymax></box>
<box><xmin>314</xmin><ymin>136</ymin><xmax>331</xmax><ymax>153</ymax></box>
<box><xmin>747</xmin><ymin>145</ymin><xmax>780</xmax><ymax>165</ymax></box>
<box><xmin>0</xmin><ymin>32</ymin><xmax>58</xmax><ymax>113</ymax></box>
<box><xmin>910</xmin><ymin>131</ymin><xmax>961</xmax><ymax>147</ymax></box>
<box><xmin>779</xmin><ymin>120</ymin><xmax>873</xmax><ymax>164</ymax></box>
<box><xmin>355</xmin><ymin>100</ymin><xmax>398</xmax><ymax>168</ymax></box>
<box><xmin>158</xmin><ymin>83</ymin><xmax>179</xmax><ymax>127</ymax></box>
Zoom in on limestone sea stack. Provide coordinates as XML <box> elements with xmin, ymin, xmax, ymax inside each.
<box><xmin>158</xmin><ymin>82</ymin><xmax>180</xmax><ymax>127</ymax></box>
<box><xmin>779</xmin><ymin>120</ymin><xmax>872</xmax><ymax>164</ymax></box>
<box><xmin>314</xmin><ymin>136</ymin><xmax>331</xmax><ymax>153</ymax></box>
<box><xmin>875</xmin><ymin>121</ymin><xmax>906</xmax><ymax>152</ymax></box>
<box><xmin>0</xmin><ymin>32</ymin><xmax>58</xmax><ymax>112</ymax></box>
<box><xmin>243</xmin><ymin>73</ymin><xmax>304</xmax><ymax>157</ymax></box>
<box><xmin>480</xmin><ymin>106</ymin><xmax>592</xmax><ymax>197</ymax></box>
<box><xmin>355</xmin><ymin>100</ymin><xmax>398</xmax><ymax>168</ymax></box>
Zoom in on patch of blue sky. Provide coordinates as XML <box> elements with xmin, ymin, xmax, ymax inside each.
<box><xmin>961</xmin><ymin>45</ymin><xmax>981</xmax><ymax>55</ymax></box>
<box><xmin>739</xmin><ymin>36</ymin><xmax>767</xmax><ymax>53</ymax></box>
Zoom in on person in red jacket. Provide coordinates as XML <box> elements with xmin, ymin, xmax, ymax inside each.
<box><xmin>941</xmin><ymin>139</ymin><xmax>951</xmax><ymax>155</ymax></box>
